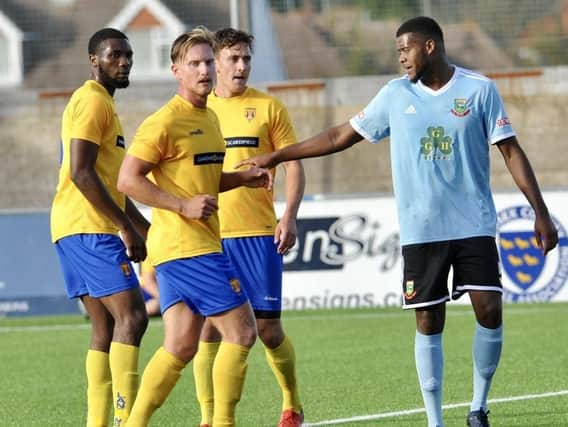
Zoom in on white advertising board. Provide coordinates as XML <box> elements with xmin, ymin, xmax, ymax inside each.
<box><xmin>277</xmin><ymin>191</ymin><xmax>568</xmax><ymax>310</ymax></box>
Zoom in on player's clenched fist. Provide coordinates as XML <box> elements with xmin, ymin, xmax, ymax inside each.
<box><xmin>180</xmin><ymin>194</ymin><xmax>218</xmax><ymax>220</ymax></box>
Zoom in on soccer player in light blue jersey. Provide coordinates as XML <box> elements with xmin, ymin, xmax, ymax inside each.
<box><xmin>237</xmin><ymin>16</ymin><xmax>558</xmax><ymax>427</ymax></box>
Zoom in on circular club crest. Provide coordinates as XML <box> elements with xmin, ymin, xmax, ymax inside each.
<box><xmin>498</xmin><ymin>205</ymin><xmax>568</xmax><ymax>302</ymax></box>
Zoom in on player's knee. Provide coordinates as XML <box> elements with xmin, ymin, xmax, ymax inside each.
<box><xmin>115</xmin><ymin>308</ymin><xmax>148</xmax><ymax>343</ymax></box>
<box><xmin>168</xmin><ymin>341</ymin><xmax>198</xmax><ymax>363</ymax></box>
<box><xmin>476</xmin><ymin>305</ymin><xmax>502</xmax><ymax>329</ymax></box>
<box><xmin>223</xmin><ymin>325</ymin><xmax>257</xmax><ymax>348</ymax></box>
<box><xmin>420</xmin><ymin>377</ymin><xmax>441</xmax><ymax>392</ymax></box>
<box><xmin>258</xmin><ymin>325</ymin><xmax>285</xmax><ymax>349</ymax></box>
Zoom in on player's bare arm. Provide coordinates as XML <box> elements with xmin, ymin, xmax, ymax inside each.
<box><xmin>275</xmin><ymin>160</ymin><xmax>305</xmax><ymax>254</ymax></box>
<box><xmin>118</xmin><ymin>154</ymin><xmax>218</xmax><ymax>220</ymax></box>
<box><xmin>70</xmin><ymin>138</ymin><xmax>146</xmax><ymax>262</ymax></box>
<box><xmin>219</xmin><ymin>166</ymin><xmax>274</xmax><ymax>192</ymax></box>
<box><xmin>497</xmin><ymin>136</ymin><xmax>558</xmax><ymax>254</ymax></box>
<box><xmin>235</xmin><ymin>122</ymin><xmax>364</xmax><ymax>169</ymax></box>
<box><xmin>125</xmin><ymin>197</ymin><xmax>150</xmax><ymax>239</ymax></box>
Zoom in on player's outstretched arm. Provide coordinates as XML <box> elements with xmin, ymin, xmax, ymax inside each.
<box><xmin>235</xmin><ymin>122</ymin><xmax>364</xmax><ymax>169</ymax></box>
<box><xmin>497</xmin><ymin>136</ymin><xmax>558</xmax><ymax>254</ymax></box>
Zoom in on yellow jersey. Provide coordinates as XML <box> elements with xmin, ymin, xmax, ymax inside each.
<box><xmin>50</xmin><ymin>80</ymin><xmax>126</xmax><ymax>242</ymax></box>
<box><xmin>208</xmin><ymin>87</ymin><xmax>297</xmax><ymax>238</ymax></box>
<box><xmin>127</xmin><ymin>95</ymin><xmax>225</xmax><ymax>265</ymax></box>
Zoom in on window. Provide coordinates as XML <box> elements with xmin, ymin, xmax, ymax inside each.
<box><xmin>127</xmin><ymin>27</ymin><xmax>174</xmax><ymax>78</ymax></box>
<box><xmin>0</xmin><ymin>35</ymin><xmax>9</xmax><ymax>76</ymax></box>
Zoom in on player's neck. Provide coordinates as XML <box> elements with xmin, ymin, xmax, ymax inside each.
<box><xmin>178</xmin><ymin>88</ymin><xmax>207</xmax><ymax>109</ymax></box>
<box><xmin>90</xmin><ymin>77</ymin><xmax>115</xmax><ymax>97</ymax></box>
<box><xmin>421</xmin><ymin>63</ymin><xmax>454</xmax><ymax>91</ymax></box>
<box><xmin>214</xmin><ymin>84</ymin><xmax>247</xmax><ymax>98</ymax></box>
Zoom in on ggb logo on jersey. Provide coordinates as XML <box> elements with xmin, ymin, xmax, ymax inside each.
<box><xmin>420</xmin><ymin>126</ymin><xmax>453</xmax><ymax>160</ymax></box>
<box><xmin>498</xmin><ymin>205</ymin><xmax>568</xmax><ymax>302</ymax></box>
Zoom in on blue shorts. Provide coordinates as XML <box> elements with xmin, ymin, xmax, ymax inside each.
<box><xmin>222</xmin><ymin>236</ymin><xmax>283</xmax><ymax>317</ymax></box>
<box><xmin>55</xmin><ymin>234</ymin><xmax>139</xmax><ymax>299</ymax></box>
<box><xmin>155</xmin><ymin>253</ymin><xmax>249</xmax><ymax>316</ymax></box>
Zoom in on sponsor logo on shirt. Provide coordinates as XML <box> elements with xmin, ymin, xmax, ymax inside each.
<box><xmin>116</xmin><ymin>135</ymin><xmax>125</xmax><ymax>148</ymax></box>
<box><xmin>225</xmin><ymin>137</ymin><xmax>259</xmax><ymax>148</ymax></box>
<box><xmin>496</xmin><ymin>117</ymin><xmax>511</xmax><ymax>127</ymax></box>
<box><xmin>189</xmin><ymin>128</ymin><xmax>204</xmax><ymax>136</ymax></box>
<box><xmin>194</xmin><ymin>152</ymin><xmax>225</xmax><ymax>165</ymax></box>
<box><xmin>450</xmin><ymin>98</ymin><xmax>470</xmax><ymax>117</ymax></box>
<box><xmin>420</xmin><ymin>126</ymin><xmax>453</xmax><ymax>160</ymax></box>
<box><xmin>404</xmin><ymin>104</ymin><xmax>417</xmax><ymax>114</ymax></box>
<box><xmin>499</xmin><ymin>206</ymin><xmax>568</xmax><ymax>302</ymax></box>
<box><xmin>244</xmin><ymin>107</ymin><xmax>256</xmax><ymax>122</ymax></box>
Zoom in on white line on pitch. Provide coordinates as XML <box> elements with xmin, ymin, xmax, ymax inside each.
<box><xmin>303</xmin><ymin>390</ymin><xmax>568</xmax><ymax>426</ymax></box>
<box><xmin>0</xmin><ymin>304</ymin><xmax>564</xmax><ymax>333</ymax></box>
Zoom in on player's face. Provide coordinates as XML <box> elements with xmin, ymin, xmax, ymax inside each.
<box><xmin>172</xmin><ymin>43</ymin><xmax>215</xmax><ymax>104</ymax></box>
<box><xmin>396</xmin><ymin>32</ymin><xmax>430</xmax><ymax>83</ymax></box>
<box><xmin>215</xmin><ymin>42</ymin><xmax>252</xmax><ymax>96</ymax></box>
<box><xmin>92</xmin><ymin>38</ymin><xmax>133</xmax><ymax>90</ymax></box>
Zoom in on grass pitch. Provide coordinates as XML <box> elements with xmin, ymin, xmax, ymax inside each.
<box><xmin>0</xmin><ymin>303</ymin><xmax>566</xmax><ymax>426</ymax></box>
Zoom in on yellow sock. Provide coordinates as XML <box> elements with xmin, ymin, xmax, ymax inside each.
<box><xmin>109</xmin><ymin>342</ymin><xmax>140</xmax><ymax>426</ymax></box>
<box><xmin>193</xmin><ymin>341</ymin><xmax>221</xmax><ymax>426</ymax></box>
<box><xmin>86</xmin><ymin>349</ymin><xmax>112</xmax><ymax>427</ymax></box>
<box><xmin>265</xmin><ymin>336</ymin><xmax>302</xmax><ymax>412</ymax></box>
<box><xmin>212</xmin><ymin>342</ymin><xmax>250</xmax><ymax>427</ymax></box>
<box><xmin>125</xmin><ymin>347</ymin><xmax>186</xmax><ymax>427</ymax></box>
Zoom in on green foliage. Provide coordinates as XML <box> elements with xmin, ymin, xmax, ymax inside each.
<box><xmin>0</xmin><ymin>304</ymin><xmax>567</xmax><ymax>426</ymax></box>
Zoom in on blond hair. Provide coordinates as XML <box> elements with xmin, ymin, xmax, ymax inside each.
<box><xmin>170</xmin><ymin>26</ymin><xmax>214</xmax><ymax>64</ymax></box>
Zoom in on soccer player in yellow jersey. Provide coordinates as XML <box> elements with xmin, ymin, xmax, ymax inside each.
<box><xmin>117</xmin><ymin>28</ymin><xmax>273</xmax><ymax>427</ymax></box>
<box><xmin>50</xmin><ymin>28</ymin><xmax>150</xmax><ymax>427</ymax></box>
<box><xmin>192</xmin><ymin>28</ymin><xmax>306</xmax><ymax>427</ymax></box>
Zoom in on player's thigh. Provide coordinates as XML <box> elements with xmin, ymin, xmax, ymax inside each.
<box><xmin>401</xmin><ymin>240</ymin><xmax>452</xmax><ymax>309</ymax></box>
<box><xmin>100</xmin><ymin>287</ymin><xmax>146</xmax><ymax>320</ymax></box>
<box><xmin>162</xmin><ymin>302</ymin><xmax>204</xmax><ymax>361</ymax></box>
<box><xmin>222</xmin><ymin>236</ymin><xmax>283</xmax><ymax>315</ymax></box>
<box><xmin>451</xmin><ymin>236</ymin><xmax>502</xmax><ymax>298</ymax></box>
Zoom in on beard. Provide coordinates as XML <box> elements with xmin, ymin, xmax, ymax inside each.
<box><xmin>98</xmin><ymin>66</ymin><xmax>130</xmax><ymax>89</ymax></box>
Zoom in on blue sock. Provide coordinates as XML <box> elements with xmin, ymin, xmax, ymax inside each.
<box><xmin>415</xmin><ymin>331</ymin><xmax>444</xmax><ymax>427</ymax></box>
<box><xmin>471</xmin><ymin>322</ymin><xmax>503</xmax><ymax>412</ymax></box>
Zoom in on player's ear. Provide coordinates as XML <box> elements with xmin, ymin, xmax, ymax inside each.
<box><xmin>89</xmin><ymin>53</ymin><xmax>98</xmax><ymax>68</ymax></box>
<box><xmin>171</xmin><ymin>63</ymin><xmax>179</xmax><ymax>79</ymax></box>
<box><xmin>425</xmin><ymin>39</ymin><xmax>435</xmax><ymax>55</ymax></box>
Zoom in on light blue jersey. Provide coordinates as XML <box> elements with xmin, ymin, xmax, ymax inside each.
<box><xmin>350</xmin><ymin>66</ymin><xmax>515</xmax><ymax>246</ymax></box>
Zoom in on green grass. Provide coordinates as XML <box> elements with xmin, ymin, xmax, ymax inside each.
<box><xmin>0</xmin><ymin>303</ymin><xmax>567</xmax><ymax>426</ymax></box>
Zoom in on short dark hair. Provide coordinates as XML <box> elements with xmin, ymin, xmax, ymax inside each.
<box><xmin>396</xmin><ymin>16</ymin><xmax>444</xmax><ymax>43</ymax></box>
<box><xmin>214</xmin><ymin>28</ymin><xmax>254</xmax><ymax>54</ymax></box>
<box><xmin>88</xmin><ymin>28</ymin><xmax>128</xmax><ymax>55</ymax></box>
